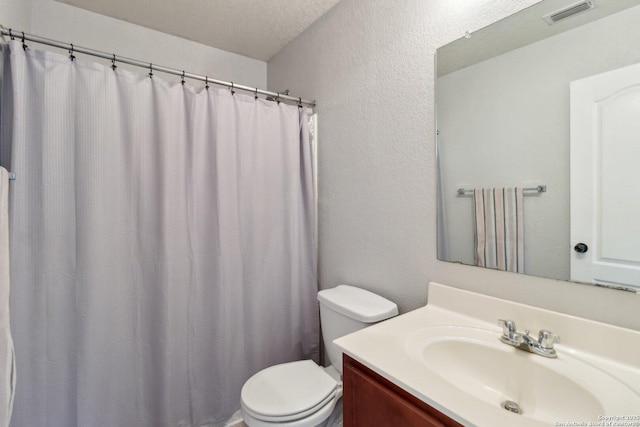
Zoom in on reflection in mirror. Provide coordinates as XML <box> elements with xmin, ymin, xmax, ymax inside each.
<box><xmin>436</xmin><ymin>0</ymin><xmax>640</xmax><ymax>291</ymax></box>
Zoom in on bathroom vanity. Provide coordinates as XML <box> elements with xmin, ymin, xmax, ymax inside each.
<box><xmin>343</xmin><ymin>354</ymin><xmax>461</xmax><ymax>426</ymax></box>
<box><xmin>335</xmin><ymin>283</ymin><xmax>640</xmax><ymax>426</ymax></box>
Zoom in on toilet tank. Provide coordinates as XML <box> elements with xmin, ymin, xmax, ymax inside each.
<box><xmin>317</xmin><ymin>285</ymin><xmax>398</xmax><ymax>373</ymax></box>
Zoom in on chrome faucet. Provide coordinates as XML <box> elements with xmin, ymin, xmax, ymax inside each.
<box><xmin>498</xmin><ymin>319</ymin><xmax>560</xmax><ymax>358</ymax></box>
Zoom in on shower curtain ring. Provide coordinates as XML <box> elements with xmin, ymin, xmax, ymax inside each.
<box><xmin>149</xmin><ymin>63</ymin><xmax>153</xmax><ymax>78</ymax></box>
<box><xmin>181</xmin><ymin>71</ymin><xmax>186</xmax><ymax>85</ymax></box>
<box><xmin>22</xmin><ymin>31</ymin><xmax>28</xmax><ymax>50</ymax></box>
<box><xmin>298</xmin><ymin>97</ymin><xmax>303</xmax><ymax>109</ymax></box>
<box><xmin>69</xmin><ymin>43</ymin><xmax>76</xmax><ymax>61</ymax></box>
<box><xmin>254</xmin><ymin>87</ymin><xmax>258</xmax><ymax>100</ymax></box>
<box><xmin>205</xmin><ymin>76</ymin><xmax>209</xmax><ymax>90</ymax></box>
<box><xmin>230</xmin><ymin>82</ymin><xmax>235</xmax><ymax>95</ymax></box>
<box><xmin>111</xmin><ymin>54</ymin><xmax>117</xmax><ymax>70</ymax></box>
<box><xmin>276</xmin><ymin>92</ymin><xmax>281</xmax><ymax>105</ymax></box>
<box><xmin>9</xmin><ymin>29</ymin><xmax>14</xmax><ymax>40</ymax></box>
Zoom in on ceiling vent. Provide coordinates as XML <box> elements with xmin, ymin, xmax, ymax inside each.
<box><xmin>543</xmin><ymin>1</ymin><xmax>595</xmax><ymax>24</ymax></box>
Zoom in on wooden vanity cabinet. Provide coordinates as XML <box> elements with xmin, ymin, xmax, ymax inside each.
<box><xmin>343</xmin><ymin>355</ymin><xmax>463</xmax><ymax>427</ymax></box>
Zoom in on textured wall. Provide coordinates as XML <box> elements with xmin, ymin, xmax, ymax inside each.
<box><xmin>268</xmin><ymin>0</ymin><xmax>640</xmax><ymax>330</ymax></box>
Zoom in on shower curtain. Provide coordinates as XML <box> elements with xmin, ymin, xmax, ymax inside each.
<box><xmin>0</xmin><ymin>41</ymin><xmax>318</xmax><ymax>426</ymax></box>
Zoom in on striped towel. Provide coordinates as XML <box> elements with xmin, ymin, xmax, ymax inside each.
<box><xmin>474</xmin><ymin>188</ymin><xmax>524</xmax><ymax>273</ymax></box>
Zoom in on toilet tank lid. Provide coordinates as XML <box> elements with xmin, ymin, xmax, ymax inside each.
<box><xmin>317</xmin><ymin>285</ymin><xmax>398</xmax><ymax>323</ymax></box>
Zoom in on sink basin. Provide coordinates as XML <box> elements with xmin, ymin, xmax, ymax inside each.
<box><xmin>405</xmin><ymin>325</ymin><xmax>640</xmax><ymax>424</ymax></box>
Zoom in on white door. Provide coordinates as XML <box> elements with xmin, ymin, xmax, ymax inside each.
<box><xmin>570</xmin><ymin>63</ymin><xmax>640</xmax><ymax>290</ymax></box>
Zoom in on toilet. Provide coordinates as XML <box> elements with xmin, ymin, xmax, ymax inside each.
<box><xmin>240</xmin><ymin>285</ymin><xmax>398</xmax><ymax>427</ymax></box>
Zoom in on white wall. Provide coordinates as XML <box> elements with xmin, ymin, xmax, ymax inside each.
<box><xmin>268</xmin><ymin>0</ymin><xmax>640</xmax><ymax>331</ymax></box>
<box><xmin>1</xmin><ymin>0</ymin><xmax>266</xmax><ymax>89</ymax></box>
<box><xmin>438</xmin><ymin>5</ymin><xmax>640</xmax><ymax>281</ymax></box>
<box><xmin>0</xmin><ymin>0</ymin><xmax>31</xmax><ymax>30</ymax></box>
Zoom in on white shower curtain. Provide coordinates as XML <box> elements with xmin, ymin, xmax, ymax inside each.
<box><xmin>0</xmin><ymin>41</ymin><xmax>318</xmax><ymax>426</ymax></box>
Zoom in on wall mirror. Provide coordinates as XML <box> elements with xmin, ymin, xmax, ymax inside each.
<box><xmin>436</xmin><ymin>0</ymin><xmax>640</xmax><ymax>291</ymax></box>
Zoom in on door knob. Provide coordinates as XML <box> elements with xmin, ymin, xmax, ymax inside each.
<box><xmin>574</xmin><ymin>243</ymin><xmax>588</xmax><ymax>253</ymax></box>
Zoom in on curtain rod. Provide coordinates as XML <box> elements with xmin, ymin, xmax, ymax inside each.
<box><xmin>0</xmin><ymin>27</ymin><xmax>316</xmax><ymax>107</ymax></box>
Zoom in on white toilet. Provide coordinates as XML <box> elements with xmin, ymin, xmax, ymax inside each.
<box><xmin>240</xmin><ymin>285</ymin><xmax>398</xmax><ymax>427</ymax></box>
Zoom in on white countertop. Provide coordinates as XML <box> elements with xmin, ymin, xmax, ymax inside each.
<box><xmin>334</xmin><ymin>282</ymin><xmax>640</xmax><ymax>427</ymax></box>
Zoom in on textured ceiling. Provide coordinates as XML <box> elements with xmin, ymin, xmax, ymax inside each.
<box><xmin>53</xmin><ymin>0</ymin><xmax>343</xmax><ymax>61</ymax></box>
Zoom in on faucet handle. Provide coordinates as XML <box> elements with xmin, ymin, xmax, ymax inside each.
<box><xmin>538</xmin><ymin>330</ymin><xmax>560</xmax><ymax>349</ymax></box>
<box><xmin>498</xmin><ymin>319</ymin><xmax>517</xmax><ymax>336</ymax></box>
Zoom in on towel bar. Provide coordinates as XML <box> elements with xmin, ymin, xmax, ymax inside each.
<box><xmin>457</xmin><ymin>185</ymin><xmax>546</xmax><ymax>196</ymax></box>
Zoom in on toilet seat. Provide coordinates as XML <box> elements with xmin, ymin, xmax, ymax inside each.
<box><xmin>241</xmin><ymin>395</ymin><xmax>339</xmax><ymax>427</ymax></box>
<box><xmin>241</xmin><ymin>360</ymin><xmax>342</xmax><ymax>425</ymax></box>
<box><xmin>243</xmin><ymin>389</ymin><xmax>339</xmax><ymax>422</ymax></box>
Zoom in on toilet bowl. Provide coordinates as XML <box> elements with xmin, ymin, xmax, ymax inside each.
<box><xmin>240</xmin><ymin>285</ymin><xmax>398</xmax><ymax>427</ymax></box>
